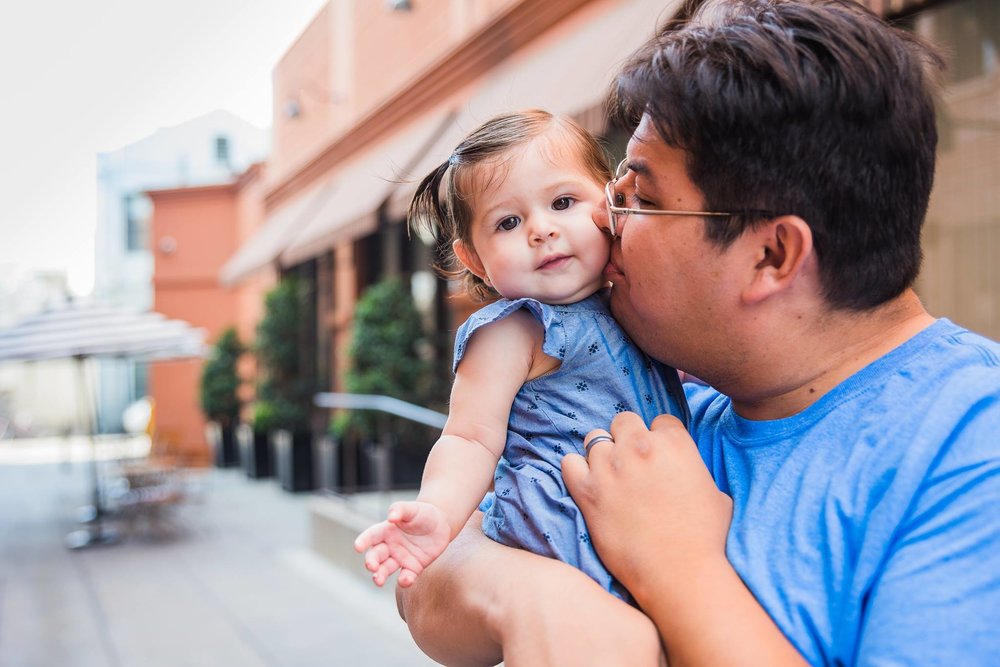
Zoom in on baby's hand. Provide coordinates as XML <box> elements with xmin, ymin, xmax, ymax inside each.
<box><xmin>353</xmin><ymin>501</ymin><xmax>451</xmax><ymax>587</ymax></box>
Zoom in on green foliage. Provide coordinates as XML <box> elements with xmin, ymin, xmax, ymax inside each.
<box><xmin>250</xmin><ymin>399</ymin><xmax>307</xmax><ymax>432</ymax></box>
<box><xmin>336</xmin><ymin>279</ymin><xmax>431</xmax><ymax>439</ymax></box>
<box><xmin>251</xmin><ymin>400</ymin><xmax>276</xmax><ymax>432</ymax></box>
<box><xmin>254</xmin><ymin>278</ymin><xmax>314</xmax><ymax>431</ymax></box>
<box><xmin>199</xmin><ymin>327</ymin><xmax>243</xmax><ymax>425</ymax></box>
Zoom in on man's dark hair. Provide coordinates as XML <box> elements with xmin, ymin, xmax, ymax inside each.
<box><xmin>612</xmin><ymin>0</ymin><xmax>944</xmax><ymax>310</ymax></box>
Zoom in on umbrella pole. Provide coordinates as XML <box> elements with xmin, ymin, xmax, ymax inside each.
<box><xmin>66</xmin><ymin>356</ymin><xmax>119</xmax><ymax>550</ymax></box>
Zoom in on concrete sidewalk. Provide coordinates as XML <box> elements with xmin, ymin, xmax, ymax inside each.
<box><xmin>0</xmin><ymin>439</ymin><xmax>438</xmax><ymax>667</ymax></box>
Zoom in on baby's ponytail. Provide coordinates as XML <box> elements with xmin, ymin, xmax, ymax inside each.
<box><xmin>408</xmin><ymin>157</ymin><xmax>497</xmax><ymax>302</ymax></box>
<box><xmin>408</xmin><ymin>158</ymin><xmax>451</xmax><ymax>244</ymax></box>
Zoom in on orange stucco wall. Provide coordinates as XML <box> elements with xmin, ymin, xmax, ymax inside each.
<box><xmin>269</xmin><ymin>0</ymin><xmax>522</xmax><ymax>187</ymax></box>
<box><xmin>270</xmin><ymin>3</ymin><xmax>337</xmax><ymax>182</ymax></box>
<box><xmin>232</xmin><ymin>165</ymin><xmax>277</xmax><ymax>347</ymax></box>
<box><xmin>232</xmin><ymin>167</ymin><xmax>276</xmax><ymax>415</ymax></box>
<box><xmin>349</xmin><ymin>0</ymin><xmax>521</xmax><ymax>116</ymax></box>
<box><xmin>148</xmin><ymin>182</ymin><xmax>248</xmax><ymax>464</ymax></box>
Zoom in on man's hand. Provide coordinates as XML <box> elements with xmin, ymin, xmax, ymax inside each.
<box><xmin>354</xmin><ymin>500</ymin><xmax>451</xmax><ymax>587</ymax></box>
<box><xmin>562</xmin><ymin>412</ymin><xmax>732</xmax><ymax>602</ymax></box>
<box><xmin>564</xmin><ymin>414</ymin><xmax>805</xmax><ymax>666</ymax></box>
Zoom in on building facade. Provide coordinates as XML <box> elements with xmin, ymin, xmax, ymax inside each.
<box><xmin>94</xmin><ymin>110</ymin><xmax>268</xmax><ymax>433</ymax></box>
<box><xmin>222</xmin><ymin>0</ymin><xmax>684</xmax><ymax>400</ymax></box>
<box><xmin>146</xmin><ymin>165</ymin><xmax>273</xmax><ymax>465</ymax></box>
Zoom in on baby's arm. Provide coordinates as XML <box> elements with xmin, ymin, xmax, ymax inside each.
<box><xmin>355</xmin><ymin>310</ymin><xmax>548</xmax><ymax>587</ymax></box>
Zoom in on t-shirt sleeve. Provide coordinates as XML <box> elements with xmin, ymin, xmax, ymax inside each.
<box><xmin>683</xmin><ymin>382</ymin><xmax>728</xmax><ymax>479</ymax></box>
<box><xmin>855</xmin><ymin>396</ymin><xmax>1000</xmax><ymax>665</ymax></box>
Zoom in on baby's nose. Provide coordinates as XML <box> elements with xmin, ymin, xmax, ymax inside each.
<box><xmin>592</xmin><ymin>200</ymin><xmax>614</xmax><ymax>237</ymax></box>
<box><xmin>529</xmin><ymin>217</ymin><xmax>559</xmax><ymax>242</ymax></box>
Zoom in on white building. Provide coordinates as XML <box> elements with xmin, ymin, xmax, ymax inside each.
<box><xmin>93</xmin><ymin>110</ymin><xmax>267</xmax><ymax>432</ymax></box>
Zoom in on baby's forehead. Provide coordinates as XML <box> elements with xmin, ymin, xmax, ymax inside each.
<box><xmin>462</xmin><ymin>130</ymin><xmax>595</xmax><ymax>194</ymax></box>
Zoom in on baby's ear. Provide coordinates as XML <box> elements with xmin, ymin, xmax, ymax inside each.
<box><xmin>453</xmin><ymin>239</ymin><xmax>488</xmax><ymax>282</ymax></box>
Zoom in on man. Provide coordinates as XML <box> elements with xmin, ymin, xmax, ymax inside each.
<box><xmin>397</xmin><ymin>1</ymin><xmax>1000</xmax><ymax>665</ymax></box>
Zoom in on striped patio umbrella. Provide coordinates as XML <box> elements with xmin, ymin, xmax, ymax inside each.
<box><xmin>0</xmin><ymin>301</ymin><xmax>206</xmax><ymax>363</ymax></box>
<box><xmin>0</xmin><ymin>299</ymin><xmax>207</xmax><ymax>548</ymax></box>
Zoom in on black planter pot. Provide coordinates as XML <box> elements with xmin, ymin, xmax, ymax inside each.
<box><xmin>272</xmin><ymin>428</ymin><xmax>316</xmax><ymax>492</ymax></box>
<box><xmin>316</xmin><ymin>435</ymin><xmax>340</xmax><ymax>492</ymax></box>
<box><xmin>208</xmin><ymin>421</ymin><xmax>240</xmax><ymax>468</ymax></box>
<box><xmin>237</xmin><ymin>424</ymin><xmax>274</xmax><ymax>479</ymax></box>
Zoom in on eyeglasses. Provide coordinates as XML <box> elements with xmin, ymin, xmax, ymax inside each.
<box><xmin>604</xmin><ymin>159</ymin><xmax>773</xmax><ymax>237</ymax></box>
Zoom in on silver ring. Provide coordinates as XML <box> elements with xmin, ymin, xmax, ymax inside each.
<box><xmin>584</xmin><ymin>434</ymin><xmax>614</xmax><ymax>456</ymax></box>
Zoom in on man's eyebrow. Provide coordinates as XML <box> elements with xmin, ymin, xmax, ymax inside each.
<box><xmin>626</xmin><ymin>160</ymin><xmax>652</xmax><ymax>178</ymax></box>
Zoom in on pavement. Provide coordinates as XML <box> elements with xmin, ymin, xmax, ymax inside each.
<box><xmin>0</xmin><ymin>436</ymin><xmax>439</xmax><ymax>667</ymax></box>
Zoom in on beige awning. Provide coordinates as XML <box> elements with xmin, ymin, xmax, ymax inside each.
<box><xmin>386</xmin><ymin>0</ymin><xmax>682</xmax><ymax>219</ymax></box>
<box><xmin>219</xmin><ymin>179</ymin><xmax>333</xmax><ymax>285</ymax></box>
<box><xmin>278</xmin><ymin>110</ymin><xmax>457</xmax><ymax>268</ymax></box>
<box><xmin>222</xmin><ymin>0</ymin><xmax>681</xmax><ymax>281</ymax></box>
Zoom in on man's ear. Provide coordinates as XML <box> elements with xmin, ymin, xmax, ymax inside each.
<box><xmin>453</xmin><ymin>239</ymin><xmax>490</xmax><ymax>284</ymax></box>
<box><xmin>741</xmin><ymin>216</ymin><xmax>813</xmax><ymax>305</ymax></box>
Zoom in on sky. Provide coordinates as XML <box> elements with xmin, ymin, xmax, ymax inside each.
<box><xmin>0</xmin><ymin>0</ymin><xmax>329</xmax><ymax>296</ymax></box>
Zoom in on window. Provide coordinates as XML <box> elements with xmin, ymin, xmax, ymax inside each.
<box><xmin>215</xmin><ymin>135</ymin><xmax>231</xmax><ymax>165</ymax></box>
<box><xmin>123</xmin><ymin>194</ymin><xmax>151</xmax><ymax>252</ymax></box>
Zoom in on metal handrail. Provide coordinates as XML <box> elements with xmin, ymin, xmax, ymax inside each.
<box><xmin>313</xmin><ymin>392</ymin><xmax>447</xmax><ymax>429</ymax></box>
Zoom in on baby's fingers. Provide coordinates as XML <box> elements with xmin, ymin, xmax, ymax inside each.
<box><xmin>397</xmin><ymin>567</ymin><xmax>420</xmax><ymax>588</ymax></box>
<box><xmin>363</xmin><ymin>543</ymin><xmax>390</xmax><ymax>573</ymax></box>
<box><xmin>354</xmin><ymin>521</ymin><xmax>390</xmax><ymax>553</ymax></box>
<box><xmin>387</xmin><ymin>501</ymin><xmax>420</xmax><ymax>525</ymax></box>
<box><xmin>372</xmin><ymin>556</ymin><xmax>400</xmax><ymax>587</ymax></box>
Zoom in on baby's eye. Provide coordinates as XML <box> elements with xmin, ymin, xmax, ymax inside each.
<box><xmin>497</xmin><ymin>216</ymin><xmax>520</xmax><ymax>231</ymax></box>
<box><xmin>552</xmin><ymin>196</ymin><xmax>574</xmax><ymax>211</ymax></box>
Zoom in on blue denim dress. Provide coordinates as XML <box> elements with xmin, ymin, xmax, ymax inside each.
<box><xmin>453</xmin><ymin>289</ymin><xmax>689</xmax><ymax>601</ymax></box>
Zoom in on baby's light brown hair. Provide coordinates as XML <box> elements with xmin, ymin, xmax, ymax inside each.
<box><xmin>409</xmin><ymin>109</ymin><xmax>610</xmax><ymax>302</ymax></box>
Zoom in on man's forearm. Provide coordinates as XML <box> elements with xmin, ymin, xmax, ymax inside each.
<box><xmin>397</xmin><ymin>514</ymin><xmax>665</xmax><ymax>667</ymax></box>
<box><xmin>635</xmin><ymin>555</ymin><xmax>806</xmax><ymax>667</ymax></box>
<box><xmin>397</xmin><ymin>514</ymin><xmax>504</xmax><ymax>667</ymax></box>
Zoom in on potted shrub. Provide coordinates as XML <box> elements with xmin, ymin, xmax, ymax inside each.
<box><xmin>332</xmin><ymin>278</ymin><xmax>438</xmax><ymax>492</ymax></box>
<box><xmin>199</xmin><ymin>327</ymin><xmax>243</xmax><ymax>468</ymax></box>
<box><xmin>255</xmin><ymin>278</ymin><xmax>316</xmax><ymax>491</ymax></box>
<box><xmin>238</xmin><ymin>401</ymin><xmax>276</xmax><ymax>479</ymax></box>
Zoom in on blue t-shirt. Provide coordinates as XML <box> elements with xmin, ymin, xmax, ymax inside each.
<box><xmin>688</xmin><ymin>319</ymin><xmax>1000</xmax><ymax>665</ymax></box>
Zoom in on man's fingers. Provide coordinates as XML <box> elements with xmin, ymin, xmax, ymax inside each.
<box><xmin>561</xmin><ymin>452</ymin><xmax>590</xmax><ymax>498</ymax></box>
<box><xmin>649</xmin><ymin>413</ymin><xmax>685</xmax><ymax>434</ymax></box>
<box><xmin>583</xmin><ymin>429</ymin><xmax>614</xmax><ymax>458</ymax></box>
<box><xmin>648</xmin><ymin>413</ymin><xmax>694</xmax><ymax>457</ymax></box>
<box><xmin>608</xmin><ymin>410</ymin><xmax>648</xmax><ymax>443</ymax></box>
